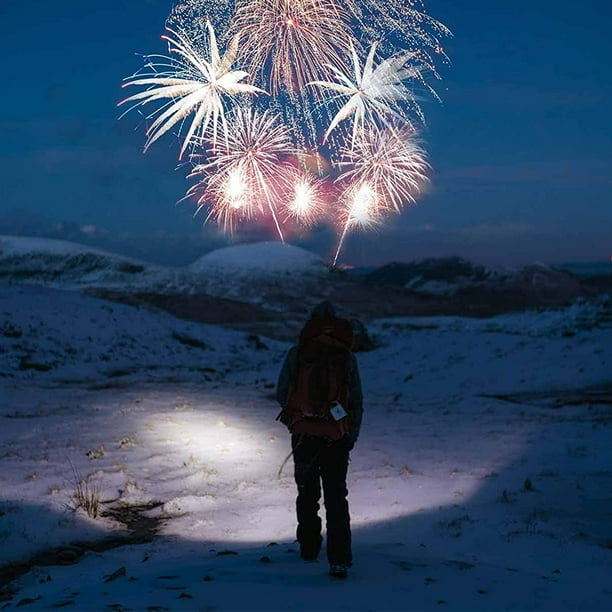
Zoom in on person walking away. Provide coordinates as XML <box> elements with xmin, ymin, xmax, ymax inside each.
<box><xmin>276</xmin><ymin>301</ymin><xmax>363</xmax><ymax>579</ymax></box>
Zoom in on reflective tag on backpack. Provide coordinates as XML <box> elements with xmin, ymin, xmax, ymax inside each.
<box><xmin>330</xmin><ymin>404</ymin><xmax>348</xmax><ymax>421</ymax></box>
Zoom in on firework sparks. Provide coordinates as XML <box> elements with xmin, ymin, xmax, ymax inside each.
<box><xmin>337</xmin><ymin>124</ymin><xmax>429</xmax><ymax>211</ymax></box>
<box><xmin>230</xmin><ymin>0</ymin><xmax>352</xmax><ymax>97</ymax></box>
<box><xmin>332</xmin><ymin>124</ymin><xmax>429</xmax><ymax>264</ymax></box>
<box><xmin>342</xmin><ymin>0</ymin><xmax>451</xmax><ymax>65</ymax></box>
<box><xmin>167</xmin><ymin>0</ymin><xmax>235</xmax><ymax>46</ymax></box>
<box><xmin>119</xmin><ymin>21</ymin><xmax>265</xmax><ymax>158</ymax></box>
<box><xmin>309</xmin><ymin>42</ymin><xmax>429</xmax><ymax>144</ymax></box>
<box><xmin>332</xmin><ymin>181</ymin><xmax>380</xmax><ymax>266</ymax></box>
<box><xmin>120</xmin><ymin>0</ymin><xmax>449</xmax><ymax>260</ymax></box>
<box><xmin>282</xmin><ymin>171</ymin><xmax>327</xmax><ymax>226</ymax></box>
<box><xmin>187</xmin><ymin>109</ymin><xmax>295</xmax><ymax>239</ymax></box>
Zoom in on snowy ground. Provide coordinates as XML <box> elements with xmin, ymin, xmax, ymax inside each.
<box><xmin>1</xmin><ymin>285</ymin><xmax>611</xmax><ymax>610</ymax></box>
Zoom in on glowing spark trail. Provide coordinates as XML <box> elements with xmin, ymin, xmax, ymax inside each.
<box><xmin>187</xmin><ymin>109</ymin><xmax>294</xmax><ymax>240</ymax></box>
<box><xmin>333</xmin><ymin>181</ymin><xmax>380</xmax><ymax>266</ymax></box>
<box><xmin>119</xmin><ymin>21</ymin><xmax>265</xmax><ymax>158</ymax></box>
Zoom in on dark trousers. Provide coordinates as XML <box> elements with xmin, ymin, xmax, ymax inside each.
<box><xmin>291</xmin><ymin>434</ymin><xmax>352</xmax><ymax>566</ymax></box>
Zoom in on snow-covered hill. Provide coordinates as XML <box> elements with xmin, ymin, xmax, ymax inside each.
<box><xmin>1</xmin><ymin>236</ymin><xmax>610</xmax><ymax>324</ymax></box>
<box><xmin>0</xmin><ymin>236</ymin><xmax>205</xmax><ymax>294</ymax></box>
<box><xmin>190</xmin><ymin>241</ymin><xmax>327</xmax><ymax>277</ymax></box>
<box><xmin>0</xmin><ymin>285</ymin><xmax>280</xmax><ymax>384</ymax></box>
<box><xmin>188</xmin><ymin>241</ymin><xmax>330</xmax><ymax>305</ymax></box>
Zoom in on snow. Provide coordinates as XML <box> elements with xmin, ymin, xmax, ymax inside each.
<box><xmin>0</xmin><ymin>236</ymin><xmax>126</xmax><ymax>259</ymax></box>
<box><xmin>188</xmin><ymin>242</ymin><xmax>329</xmax><ymax>304</ymax></box>
<box><xmin>190</xmin><ymin>241</ymin><xmax>326</xmax><ymax>276</ymax></box>
<box><xmin>1</xmin><ymin>280</ymin><xmax>612</xmax><ymax>610</ymax></box>
<box><xmin>0</xmin><ymin>235</ymin><xmax>205</xmax><ymax>294</ymax></box>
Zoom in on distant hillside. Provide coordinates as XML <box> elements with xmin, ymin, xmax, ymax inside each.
<box><xmin>0</xmin><ymin>235</ymin><xmax>205</xmax><ymax>294</ymax></box>
<box><xmin>1</xmin><ymin>237</ymin><xmax>610</xmax><ymax>331</ymax></box>
<box><xmin>364</xmin><ymin>256</ymin><xmax>585</xmax><ymax>299</ymax></box>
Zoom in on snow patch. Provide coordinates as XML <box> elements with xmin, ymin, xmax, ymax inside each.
<box><xmin>190</xmin><ymin>241</ymin><xmax>327</xmax><ymax>277</ymax></box>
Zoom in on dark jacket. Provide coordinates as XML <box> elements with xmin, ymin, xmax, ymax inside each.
<box><xmin>276</xmin><ymin>344</ymin><xmax>364</xmax><ymax>444</ymax></box>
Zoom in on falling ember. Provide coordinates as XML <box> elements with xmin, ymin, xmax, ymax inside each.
<box><xmin>341</xmin><ymin>0</ymin><xmax>451</xmax><ymax>63</ymax></box>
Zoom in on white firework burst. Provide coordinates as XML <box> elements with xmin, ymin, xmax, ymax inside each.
<box><xmin>282</xmin><ymin>170</ymin><xmax>327</xmax><ymax>226</ymax></box>
<box><xmin>337</xmin><ymin>123</ymin><xmax>430</xmax><ymax>212</ymax></box>
<box><xmin>332</xmin><ymin>124</ymin><xmax>429</xmax><ymax>264</ymax></box>
<box><xmin>187</xmin><ymin>109</ymin><xmax>295</xmax><ymax>239</ymax></box>
<box><xmin>119</xmin><ymin>21</ymin><xmax>265</xmax><ymax>159</ymax></box>
<box><xmin>309</xmin><ymin>41</ymin><xmax>431</xmax><ymax>145</ymax></box>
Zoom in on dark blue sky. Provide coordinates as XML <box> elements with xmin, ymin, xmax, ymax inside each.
<box><xmin>1</xmin><ymin>0</ymin><xmax>610</xmax><ymax>266</ymax></box>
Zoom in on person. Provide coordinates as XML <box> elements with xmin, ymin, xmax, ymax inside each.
<box><xmin>276</xmin><ymin>301</ymin><xmax>363</xmax><ymax>579</ymax></box>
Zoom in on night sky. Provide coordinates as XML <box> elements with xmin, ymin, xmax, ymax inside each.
<box><xmin>1</xmin><ymin>0</ymin><xmax>610</xmax><ymax>267</ymax></box>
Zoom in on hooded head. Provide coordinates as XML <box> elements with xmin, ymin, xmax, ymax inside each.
<box><xmin>309</xmin><ymin>300</ymin><xmax>336</xmax><ymax>319</ymax></box>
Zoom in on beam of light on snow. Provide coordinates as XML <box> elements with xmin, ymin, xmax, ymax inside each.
<box><xmin>142</xmin><ymin>409</ymin><xmax>276</xmax><ymax>473</ymax></box>
<box><xmin>0</xmin><ymin>382</ymin><xmax>534</xmax><ymax>551</ymax></box>
<box><xmin>130</xmin><ymin>391</ymin><xmax>531</xmax><ymax>545</ymax></box>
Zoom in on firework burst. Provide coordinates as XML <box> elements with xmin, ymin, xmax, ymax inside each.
<box><xmin>119</xmin><ymin>21</ymin><xmax>265</xmax><ymax>158</ymax></box>
<box><xmin>332</xmin><ymin>124</ymin><xmax>430</xmax><ymax>264</ymax></box>
<box><xmin>230</xmin><ymin>0</ymin><xmax>352</xmax><ymax>97</ymax></box>
<box><xmin>187</xmin><ymin>109</ymin><xmax>295</xmax><ymax>239</ymax></box>
<box><xmin>309</xmin><ymin>41</ymin><xmax>429</xmax><ymax>145</ymax></box>
<box><xmin>120</xmin><ymin>0</ymin><xmax>449</xmax><ymax>263</ymax></box>
<box><xmin>282</xmin><ymin>170</ymin><xmax>327</xmax><ymax>226</ymax></box>
<box><xmin>342</xmin><ymin>0</ymin><xmax>451</xmax><ymax>66</ymax></box>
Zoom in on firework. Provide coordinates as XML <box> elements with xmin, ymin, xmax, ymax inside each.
<box><xmin>332</xmin><ymin>124</ymin><xmax>429</xmax><ymax>263</ymax></box>
<box><xmin>230</xmin><ymin>0</ymin><xmax>352</xmax><ymax>97</ymax></box>
<box><xmin>118</xmin><ymin>21</ymin><xmax>265</xmax><ymax>158</ymax></box>
<box><xmin>120</xmin><ymin>0</ymin><xmax>449</xmax><ymax>260</ymax></box>
<box><xmin>337</xmin><ymin>124</ymin><xmax>429</xmax><ymax>211</ymax></box>
<box><xmin>332</xmin><ymin>181</ymin><xmax>381</xmax><ymax>266</ymax></box>
<box><xmin>309</xmin><ymin>42</ymin><xmax>428</xmax><ymax>145</ymax></box>
<box><xmin>187</xmin><ymin>109</ymin><xmax>295</xmax><ymax>239</ymax></box>
<box><xmin>282</xmin><ymin>171</ymin><xmax>327</xmax><ymax>226</ymax></box>
<box><xmin>342</xmin><ymin>0</ymin><xmax>451</xmax><ymax>65</ymax></box>
<box><xmin>167</xmin><ymin>0</ymin><xmax>236</xmax><ymax>46</ymax></box>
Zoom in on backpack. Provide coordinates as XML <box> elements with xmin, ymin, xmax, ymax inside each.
<box><xmin>280</xmin><ymin>316</ymin><xmax>353</xmax><ymax>440</ymax></box>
